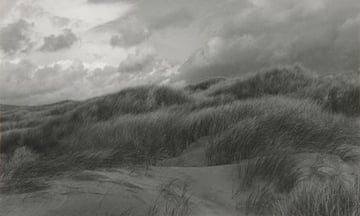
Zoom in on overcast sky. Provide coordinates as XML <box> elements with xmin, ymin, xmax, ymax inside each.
<box><xmin>0</xmin><ymin>0</ymin><xmax>359</xmax><ymax>105</ymax></box>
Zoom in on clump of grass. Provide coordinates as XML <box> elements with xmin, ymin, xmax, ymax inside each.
<box><xmin>1</xmin><ymin>146</ymin><xmax>39</xmax><ymax>180</ymax></box>
<box><xmin>243</xmin><ymin>179</ymin><xmax>360</xmax><ymax>216</ymax></box>
<box><xmin>242</xmin><ymin>184</ymin><xmax>280</xmax><ymax>215</ymax></box>
<box><xmin>238</xmin><ymin>151</ymin><xmax>360</xmax><ymax>216</ymax></box>
<box><xmin>322</xmin><ymin>83</ymin><xmax>360</xmax><ymax>116</ymax></box>
<box><xmin>0</xmin><ymin>147</ymin><xmax>47</xmax><ymax>194</ymax></box>
<box><xmin>103</xmin><ymin>180</ymin><xmax>192</xmax><ymax>216</ymax></box>
<box><xmin>147</xmin><ymin>179</ymin><xmax>192</xmax><ymax>216</ymax></box>
<box><xmin>239</xmin><ymin>153</ymin><xmax>302</xmax><ymax>193</ymax></box>
<box><xmin>273</xmin><ymin>179</ymin><xmax>360</xmax><ymax>216</ymax></box>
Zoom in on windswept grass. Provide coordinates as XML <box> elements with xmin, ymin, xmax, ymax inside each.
<box><xmin>104</xmin><ymin>179</ymin><xmax>192</xmax><ymax>216</ymax></box>
<box><xmin>274</xmin><ymin>179</ymin><xmax>360</xmax><ymax>216</ymax></box>
<box><xmin>238</xmin><ymin>151</ymin><xmax>360</xmax><ymax>216</ymax></box>
<box><xmin>1</xmin><ymin>64</ymin><xmax>359</xmax><ymax>216</ymax></box>
<box><xmin>207</xmin><ymin>65</ymin><xmax>360</xmax><ymax>116</ymax></box>
<box><xmin>206</xmin><ymin>96</ymin><xmax>360</xmax><ymax>165</ymax></box>
<box><xmin>147</xmin><ymin>179</ymin><xmax>192</xmax><ymax>216</ymax></box>
<box><xmin>67</xmin><ymin>85</ymin><xmax>192</xmax><ymax>123</ymax></box>
<box><xmin>185</xmin><ymin>77</ymin><xmax>226</xmax><ymax>92</ymax></box>
<box><xmin>4</xmin><ymin>95</ymin><xmax>359</xmax><ymax>188</ymax></box>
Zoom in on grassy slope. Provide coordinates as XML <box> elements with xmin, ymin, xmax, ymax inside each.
<box><xmin>1</xmin><ymin>65</ymin><xmax>360</xmax><ymax>215</ymax></box>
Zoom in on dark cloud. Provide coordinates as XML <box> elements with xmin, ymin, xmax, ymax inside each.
<box><xmin>109</xmin><ymin>28</ymin><xmax>149</xmax><ymax>48</ymax></box>
<box><xmin>95</xmin><ymin>9</ymin><xmax>193</xmax><ymax>49</ymax></box>
<box><xmin>94</xmin><ymin>15</ymin><xmax>150</xmax><ymax>47</ymax></box>
<box><xmin>175</xmin><ymin>0</ymin><xmax>360</xmax><ymax>83</ymax></box>
<box><xmin>0</xmin><ymin>19</ymin><xmax>33</xmax><ymax>55</ymax></box>
<box><xmin>149</xmin><ymin>9</ymin><xmax>194</xmax><ymax>30</ymax></box>
<box><xmin>39</xmin><ymin>29</ymin><xmax>78</xmax><ymax>52</ymax></box>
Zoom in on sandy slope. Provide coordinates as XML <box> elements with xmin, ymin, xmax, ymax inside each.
<box><xmin>0</xmin><ymin>165</ymin><xmax>242</xmax><ymax>216</ymax></box>
<box><xmin>1</xmin><ymin>152</ymin><xmax>356</xmax><ymax>216</ymax></box>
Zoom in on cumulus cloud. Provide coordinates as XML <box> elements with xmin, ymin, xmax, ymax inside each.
<box><xmin>175</xmin><ymin>0</ymin><xmax>360</xmax><ymax>83</ymax></box>
<box><xmin>0</xmin><ymin>55</ymin><xmax>177</xmax><ymax>105</ymax></box>
<box><xmin>118</xmin><ymin>47</ymin><xmax>178</xmax><ymax>78</ymax></box>
<box><xmin>118</xmin><ymin>48</ymin><xmax>156</xmax><ymax>74</ymax></box>
<box><xmin>39</xmin><ymin>29</ymin><xmax>78</xmax><ymax>52</ymax></box>
<box><xmin>0</xmin><ymin>59</ymin><xmax>112</xmax><ymax>105</ymax></box>
<box><xmin>149</xmin><ymin>9</ymin><xmax>194</xmax><ymax>30</ymax></box>
<box><xmin>105</xmin><ymin>8</ymin><xmax>194</xmax><ymax>49</ymax></box>
<box><xmin>0</xmin><ymin>19</ymin><xmax>33</xmax><ymax>55</ymax></box>
<box><xmin>0</xmin><ymin>59</ymin><xmax>87</xmax><ymax>104</ymax></box>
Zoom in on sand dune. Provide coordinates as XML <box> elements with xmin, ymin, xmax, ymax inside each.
<box><xmin>1</xmin><ymin>68</ymin><xmax>359</xmax><ymax>216</ymax></box>
<box><xmin>0</xmin><ymin>165</ymin><xmax>242</xmax><ymax>216</ymax></box>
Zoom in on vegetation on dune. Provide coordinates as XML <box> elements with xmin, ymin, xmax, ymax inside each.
<box><xmin>1</xmin><ymin>65</ymin><xmax>360</xmax><ymax>215</ymax></box>
<box><xmin>242</xmin><ymin>178</ymin><xmax>360</xmax><ymax>216</ymax></box>
<box><xmin>237</xmin><ymin>150</ymin><xmax>360</xmax><ymax>214</ymax></box>
<box><xmin>209</xmin><ymin>65</ymin><xmax>314</xmax><ymax>99</ymax></box>
<box><xmin>67</xmin><ymin>85</ymin><xmax>192</xmax><ymax>123</ymax></box>
<box><xmin>274</xmin><ymin>179</ymin><xmax>360</xmax><ymax>216</ymax></box>
<box><xmin>207</xmin><ymin>65</ymin><xmax>360</xmax><ymax>116</ymax></box>
<box><xmin>185</xmin><ymin>77</ymin><xmax>226</xmax><ymax>92</ymax></box>
<box><xmin>206</xmin><ymin>96</ymin><xmax>360</xmax><ymax>165</ymax></box>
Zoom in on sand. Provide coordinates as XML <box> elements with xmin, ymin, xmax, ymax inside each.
<box><xmin>0</xmin><ymin>165</ymin><xmax>243</xmax><ymax>216</ymax></box>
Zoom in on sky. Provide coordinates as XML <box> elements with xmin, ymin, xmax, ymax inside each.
<box><xmin>0</xmin><ymin>0</ymin><xmax>359</xmax><ymax>105</ymax></box>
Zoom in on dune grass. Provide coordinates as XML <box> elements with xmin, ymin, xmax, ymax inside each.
<box><xmin>147</xmin><ymin>179</ymin><xmax>192</xmax><ymax>216</ymax></box>
<box><xmin>105</xmin><ymin>179</ymin><xmax>192</xmax><ymax>216</ymax></box>
<box><xmin>1</xmin><ymin>65</ymin><xmax>360</xmax><ymax>215</ymax></box>
<box><xmin>241</xmin><ymin>178</ymin><xmax>360</xmax><ymax>216</ymax></box>
<box><xmin>206</xmin><ymin>96</ymin><xmax>360</xmax><ymax>165</ymax></box>
<box><xmin>207</xmin><ymin>65</ymin><xmax>360</xmax><ymax>116</ymax></box>
<box><xmin>274</xmin><ymin>179</ymin><xmax>360</xmax><ymax>216</ymax></box>
<box><xmin>237</xmin><ymin>151</ymin><xmax>360</xmax><ymax>215</ymax></box>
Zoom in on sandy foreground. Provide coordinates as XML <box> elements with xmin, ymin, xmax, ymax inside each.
<box><xmin>0</xmin><ymin>165</ymin><xmax>246</xmax><ymax>216</ymax></box>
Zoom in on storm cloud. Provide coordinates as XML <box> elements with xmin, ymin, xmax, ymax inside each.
<box><xmin>1</xmin><ymin>0</ymin><xmax>359</xmax><ymax>104</ymax></box>
<box><xmin>0</xmin><ymin>19</ymin><xmax>33</xmax><ymax>55</ymax></box>
<box><xmin>175</xmin><ymin>0</ymin><xmax>360</xmax><ymax>83</ymax></box>
<box><xmin>94</xmin><ymin>15</ymin><xmax>150</xmax><ymax>48</ymax></box>
<box><xmin>39</xmin><ymin>29</ymin><xmax>78</xmax><ymax>52</ymax></box>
